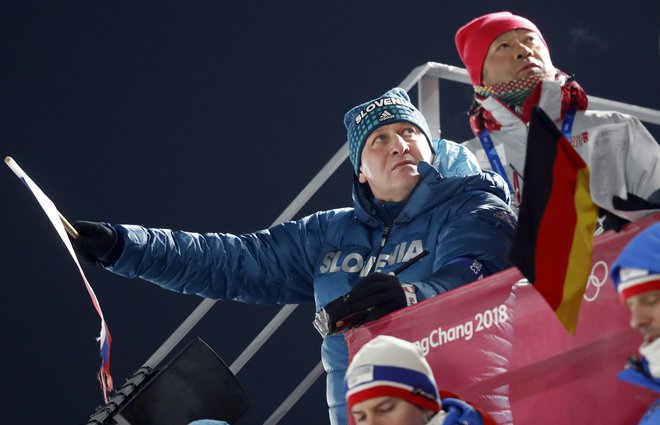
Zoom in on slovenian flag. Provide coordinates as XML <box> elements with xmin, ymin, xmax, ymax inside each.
<box><xmin>5</xmin><ymin>157</ymin><xmax>113</xmax><ymax>400</ymax></box>
<box><xmin>509</xmin><ymin>107</ymin><xmax>598</xmax><ymax>335</ymax></box>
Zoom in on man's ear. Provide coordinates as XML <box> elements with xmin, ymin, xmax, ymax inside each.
<box><xmin>358</xmin><ymin>171</ymin><xmax>368</xmax><ymax>184</ymax></box>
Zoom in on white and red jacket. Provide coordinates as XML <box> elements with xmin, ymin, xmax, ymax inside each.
<box><xmin>463</xmin><ymin>76</ymin><xmax>660</xmax><ymax>220</ymax></box>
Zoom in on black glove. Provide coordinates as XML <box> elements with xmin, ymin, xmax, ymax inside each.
<box><xmin>71</xmin><ymin>221</ymin><xmax>121</xmax><ymax>266</ymax></box>
<box><xmin>324</xmin><ymin>273</ymin><xmax>407</xmax><ymax>333</ymax></box>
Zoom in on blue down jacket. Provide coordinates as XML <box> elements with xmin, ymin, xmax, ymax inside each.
<box><xmin>618</xmin><ymin>357</ymin><xmax>660</xmax><ymax>425</ymax></box>
<box><xmin>105</xmin><ymin>141</ymin><xmax>517</xmax><ymax>425</ymax></box>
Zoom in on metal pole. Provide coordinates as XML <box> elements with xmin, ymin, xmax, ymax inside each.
<box><xmin>262</xmin><ymin>361</ymin><xmax>325</xmax><ymax>425</ymax></box>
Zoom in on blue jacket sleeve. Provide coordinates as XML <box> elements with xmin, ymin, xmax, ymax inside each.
<box><xmin>441</xmin><ymin>397</ymin><xmax>484</xmax><ymax>425</ymax></box>
<box><xmin>105</xmin><ymin>212</ymin><xmax>330</xmax><ymax>304</ymax></box>
<box><xmin>411</xmin><ymin>190</ymin><xmax>517</xmax><ymax>301</ymax></box>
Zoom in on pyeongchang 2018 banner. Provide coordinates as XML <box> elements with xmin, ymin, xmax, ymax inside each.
<box><xmin>345</xmin><ymin>213</ymin><xmax>660</xmax><ymax>425</ymax></box>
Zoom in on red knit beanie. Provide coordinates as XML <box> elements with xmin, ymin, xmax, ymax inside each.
<box><xmin>455</xmin><ymin>11</ymin><xmax>547</xmax><ymax>85</ymax></box>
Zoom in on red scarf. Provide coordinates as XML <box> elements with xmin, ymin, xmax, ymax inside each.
<box><xmin>469</xmin><ymin>72</ymin><xmax>589</xmax><ymax>136</ymax></box>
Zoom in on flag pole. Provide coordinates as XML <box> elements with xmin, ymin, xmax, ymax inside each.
<box><xmin>58</xmin><ymin>212</ymin><xmax>79</xmax><ymax>239</ymax></box>
<box><xmin>5</xmin><ymin>157</ymin><xmax>79</xmax><ymax>239</ymax></box>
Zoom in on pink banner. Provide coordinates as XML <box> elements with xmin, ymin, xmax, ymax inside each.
<box><xmin>346</xmin><ymin>214</ymin><xmax>660</xmax><ymax>425</ymax></box>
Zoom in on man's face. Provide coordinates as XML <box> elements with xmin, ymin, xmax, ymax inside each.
<box><xmin>627</xmin><ymin>289</ymin><xmax>660</xmax><ymax>346</ymax></box>
<box><xmin>350</xmin><ymin>396</ymin><xmax>429</xmax><ymax>425</ymax></box>
<box><xmin>358</xmin><ymin>122</ymin><xmax>433</xmax><ymax>202</ymax></box>
<box><xmin>482</xmin><ymin>29</ymin><xmax>555</xmax><ymax>86</ymax></box>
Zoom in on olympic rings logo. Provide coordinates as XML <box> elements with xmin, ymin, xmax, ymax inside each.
<box><xmin>583</xmin><ymin>260</ymin><xmax>609</xmax><ymax>302</ymax></box>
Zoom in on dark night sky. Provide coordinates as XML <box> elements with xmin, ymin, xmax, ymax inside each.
<box><xmin>2</xmin><ymin>1</ymin><xmax>659</xmax><ymax>424</ymax></box>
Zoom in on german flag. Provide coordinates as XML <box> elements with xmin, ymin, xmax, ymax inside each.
<box><xmin>509</xmin><ymin>106</ymin><xmax>598</xmax><ymax>334</ymax></box>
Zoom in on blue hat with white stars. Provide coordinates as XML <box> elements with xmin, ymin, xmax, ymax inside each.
<box><xmin>343</xmin><ymin>87</ymin><xmax>434</xmax><ymax>175</ymax></box>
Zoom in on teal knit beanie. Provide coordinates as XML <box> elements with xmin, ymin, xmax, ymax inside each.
<box><xmin>344</xmin><ymin>87</ymin><xmax>434</xmax><ymax>175</ymax></box>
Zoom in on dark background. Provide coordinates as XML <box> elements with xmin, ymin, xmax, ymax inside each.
<box><xmin>2</xmin><ymin>1</ymin><xmax>658</xmax><ymax>424</ymax></box>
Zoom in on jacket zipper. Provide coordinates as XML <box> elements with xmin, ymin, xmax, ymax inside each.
<box><xmin>365</xmin><ymin>225</ymin><xmax>390</xmax><ymax>276</ymax></box>
<box><xmin>380</xmin><ymin>226</ymin><xmax>390</xmax><ymax>248</ymax></box>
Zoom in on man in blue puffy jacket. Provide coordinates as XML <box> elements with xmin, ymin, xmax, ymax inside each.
<box><xmin>72</xmin><ymin>87</ymin><xmax>517</xmax><ymax>425</ymax></box>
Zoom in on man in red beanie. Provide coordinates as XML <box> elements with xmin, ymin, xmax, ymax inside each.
<box><xmin>454</xmin><ymin>11</ymin><xmax>660</xmax><ymax>229</ymax></box>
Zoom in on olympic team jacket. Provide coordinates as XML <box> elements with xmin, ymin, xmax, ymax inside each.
<box><xmin>104</xmin><ymin>142</ymin><xmax>517</xmax><ymax>425</ymax></box>
<box><xmin>463</xmin><ymin>77</ymin><xmax>660</xmax><ymax>220</ymax></box>
<box><xmin>618</xmin><ymin>357</ymin><xmax>660</xmax><ymax>425</ymax></box>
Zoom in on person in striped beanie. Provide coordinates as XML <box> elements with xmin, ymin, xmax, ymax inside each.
<box><xmin>611</xmin><ymin>222</ymin><xmax>660</xmax><ymax>425</ymax></box>
<box><xmin>345</xmin><ymin>335</ymin><xmax>486</xmax><ymax>425</ymax></box>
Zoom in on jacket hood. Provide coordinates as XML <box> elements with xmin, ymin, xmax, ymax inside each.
<box><xmin>352</xmin><ymin>160</ymin><xmax>511</xmax><ymax>226</ymax></box>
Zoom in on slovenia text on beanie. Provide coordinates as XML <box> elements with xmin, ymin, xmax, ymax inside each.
<box><xmin>344</xmin><ymin>88</ymin><xmax>434</xmax><ymax>175</ymax></box>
